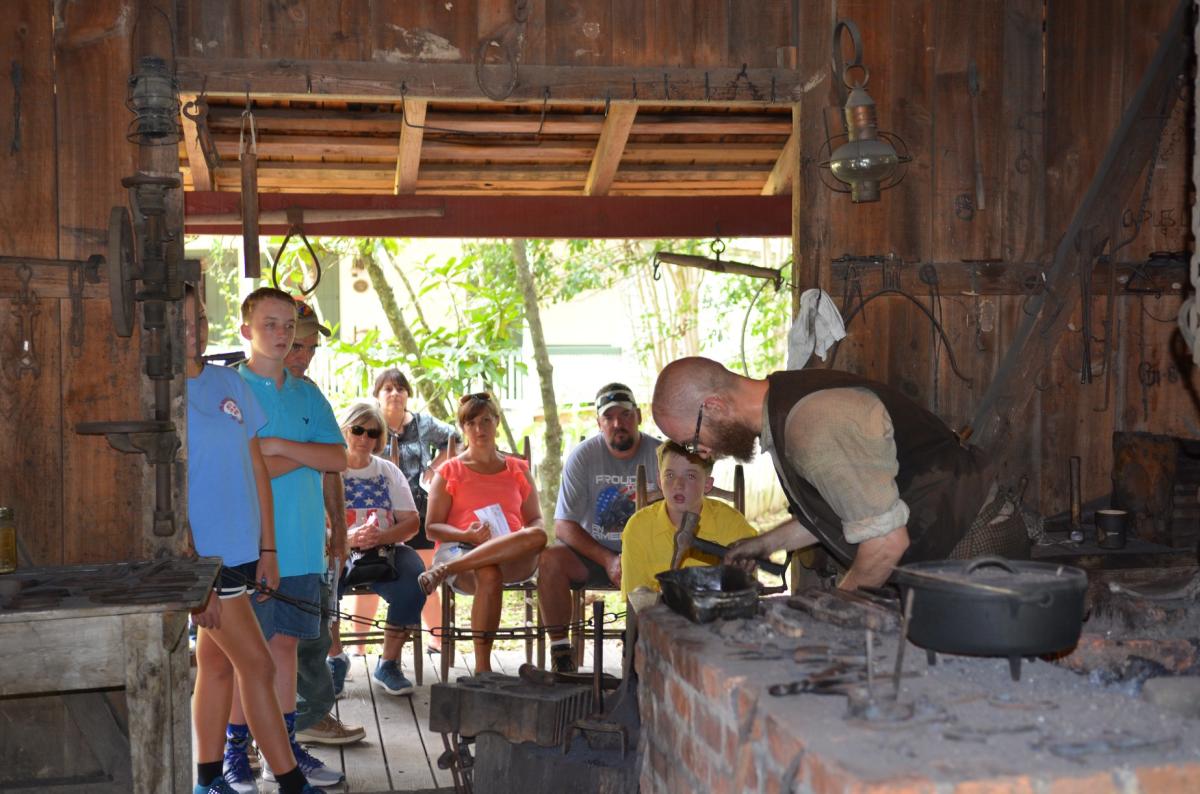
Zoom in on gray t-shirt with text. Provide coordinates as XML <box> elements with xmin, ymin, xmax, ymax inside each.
<box><xmin>554</xmin><ymin>433</ymin><xmax>661</xmax><ymax>552</ymax></box>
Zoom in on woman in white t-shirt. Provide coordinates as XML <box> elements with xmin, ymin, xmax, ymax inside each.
<box><xmin>328</xmin><ymin>400</ymin><xmax>427</xmax><ymax>697</ymax></box>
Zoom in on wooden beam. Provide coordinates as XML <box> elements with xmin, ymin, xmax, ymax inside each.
<box><xmin>205</xmin><ymin>107</ymin><xmax>792</xmax><ymax>136</ymax></box>
<box><xmin>394</xmin><ymin>98</ymin><xmax>427</xmax><ymax>195</ymax></box>
<box><xmin>177</xmin><ymin>57</ymin><xmax>801</xmax><ymax>106</ymax></box>
<box><xmin>179</xmin><ymin>93</ymin><xmax>213</xmax><ymax>191</ymax></box>
<box><xmin>207</xmin><ymin>162</ymin><xmax>769</xmax><ymax>193</ymax></box>
<box><xmin>829</xmin><ymin>257</ymin><xmax>1187</xmax><ymax>296</ymax></box>
<box><xmin>206</xmin><ymin>135</ymin><xmax>781</xmax><ymax>164</ymax></box>
<box><xmin>969</xmin><ymin>0</ymin><xmax>1190</xmax><ymax>450</ymax></box>
<box><xmin>584</xmin><ymin>102</ymin><xmax>637</xmax><ymax>196</ymax></box>
<box><xmin>761</xmin><ymin>129</ymin><xmax>799</xmax><ymax>196</ymax></box>
<box><xmin>184</xmin><ymin>192</ymin><xmax>791</xmax><ymax>239</ymax></box>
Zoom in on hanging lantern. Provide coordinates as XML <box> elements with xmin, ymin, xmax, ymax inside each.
<box><xmin>126</xmin><ymin>56</ymin><xmax>180</xmax><ymax>145</ymax></box>
<box><xmin>818</xmin><ymin>21</ymin><xmax>911</xmax><ymax>203</ymax></box>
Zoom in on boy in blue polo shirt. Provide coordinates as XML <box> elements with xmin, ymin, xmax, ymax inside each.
<box><xmin>223</xmin><ymin>287</ymin><xmax>348</xmax><ymax>792</ymax></box>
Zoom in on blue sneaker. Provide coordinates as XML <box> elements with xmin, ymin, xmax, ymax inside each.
<box><xmin>262</xmin><ymin>745</ymin><xmax>345</xmax><ymax>788</ymax></box>
<box><xmin>220</xmin><ymin>748</ymin><xmax>258</xmax><ymax>794</ymax></box>
<box><xmin>194</xmin><ymin>778</ymin><xmax>238</xmax><ymax>794</ymax></box>
<box><xmin>373</xmin><ymin>658</ymin><xmax>414</xmax><ymax>696</ymax></box>
<box><xmin>327</xmin><ymin>652</ymin><xmax>349</xmax><ymax>699</ymax></box>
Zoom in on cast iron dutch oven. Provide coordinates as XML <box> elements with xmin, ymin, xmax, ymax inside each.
<box><xmin>892</xmin><ymin>556</ymin><xmax>1088</xmax><ymax>661</ymax></box>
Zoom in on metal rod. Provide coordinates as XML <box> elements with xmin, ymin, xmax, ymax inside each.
<box><xmin>893</xmin><ymin>588</ymin><xmax>914</xmax><ymax>701</ymax></box>
<box><xmin>592</xmin><ymin>600</ymin><xmax>604</xmax><ymax>714</ymax></box>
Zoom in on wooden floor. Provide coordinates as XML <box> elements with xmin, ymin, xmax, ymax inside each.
<box><xmin>259</xmin><ymin>639</ymin><xmax>628</xmax><ymax>793</ymax></box>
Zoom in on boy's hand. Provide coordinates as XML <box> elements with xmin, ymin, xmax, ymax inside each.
<box><xmin>605</xmin><ymin>552</ymin><xmax>622</xmax><ymax>587</ymax></box>
<box><xmin>464</xmin><ymin>521</ymin><xmax>491</xmax><ymax>546</ymax></box>
<box><xmin>256</xmin><ymin>552</ymin><xmax>279</xmax><ymax>602</ymax></box>
<box><xmin>191</xmin><ymin>591</ymin><xmax>222</xmax><ymax>629</ymax></box>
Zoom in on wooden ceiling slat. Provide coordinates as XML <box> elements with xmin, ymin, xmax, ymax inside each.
<box><xmin>205</xmin><ymin>136</ymin><xmax>782</xmax><ymax>164</ymax></box>
<box><xmin>203</xmin><ymin>106</ymin><xmax>792</xmax><ymax>137</ymax></box>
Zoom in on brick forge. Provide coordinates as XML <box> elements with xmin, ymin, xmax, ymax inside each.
<box><xmin>635</xmin><ymin>599</ymin><xmax>1200</xmax><ymax>794</ymax></box>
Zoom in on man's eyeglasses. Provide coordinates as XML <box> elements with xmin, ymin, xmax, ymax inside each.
<box><xmin>682</xmin><ymin>405</ymin><xmax>704</xmax><ymax>455</ymax></box>
<box><xmin>349</xmin><ymin>425</ymin><xmax>383</xmax><ymax>439</ymax></box>
<box><xmin>459</xmin><ymin>392</ymin><xmax>492</xmax><ymax>404</ymax></box>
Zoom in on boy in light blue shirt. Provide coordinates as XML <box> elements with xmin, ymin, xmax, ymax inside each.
<box><xmin>223</xmin><ymin>287</ymin><xmax>348</xmax><ymax>792</ymax></box>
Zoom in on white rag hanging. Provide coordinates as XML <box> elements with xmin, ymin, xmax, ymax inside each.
<box><xmin>786</xmin><ymin>288</ymin><xmax>846</xmax><ymax>369</ymax></box>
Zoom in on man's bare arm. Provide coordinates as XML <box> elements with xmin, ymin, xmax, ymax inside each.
<box><xmin>838</xmin><ymin>526</ymin><xmax>910</xmax><ymax>590</ymax></box>
<box><xmin>260</xmin><ymin>438</ymin><xmax>348</xmax><ymax>473</ymax></box>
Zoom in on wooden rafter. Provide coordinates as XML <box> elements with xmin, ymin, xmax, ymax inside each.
<box><xmin>394</xmin><ymin>98</ymin><xmax>427</xmax><ymax>195</ymax></box>
<box><xmin>180</xmin><ymin>93</ymin><xmax>213</xmax><ymax>191</ymax></box>
<box><xmin>760</xmin><ymin>130</ymin><xmax>799</xmax><ymax>196</ymax></box>
<box><xmin>584</xmin><ymin>103</ymin><xmax>638</xmax><ymax>196</ymax></box>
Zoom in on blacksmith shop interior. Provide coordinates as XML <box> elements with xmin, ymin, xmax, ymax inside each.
<box><xmin>3</xmin><ymin>1</ymin><xmax>1200</xmax><ymax>793</ymax></box>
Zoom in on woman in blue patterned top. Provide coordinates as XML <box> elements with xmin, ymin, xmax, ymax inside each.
<box><xmin>373</xmin><ymin>368</ymin><xmax>459</xmax><ymax>651</ymax></box>
<box><xmin>329</xmin><ymin>400</ymin><xmax>427</xmax><ymax>696</ymax></box>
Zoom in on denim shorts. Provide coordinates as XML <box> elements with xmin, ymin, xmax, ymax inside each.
<box><xmin>250</xmin><ymin>573</ymin><xmax>322</xmax><ymax>640</ymax></box>
<box><xmin>216</xmin><ymin>560</ymin><xmax>259</xmax><ymax>600</ymax></box>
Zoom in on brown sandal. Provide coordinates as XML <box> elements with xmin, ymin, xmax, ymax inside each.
<box><xmin>418</xmin><ymin>563</ymin><xmax>450</xmax><ymax>596</ymax></box>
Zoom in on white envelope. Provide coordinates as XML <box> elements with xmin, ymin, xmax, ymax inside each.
<box><xmin>473</xmin><ymin>503</ymin><xmax>510</xmax><ymax>539</ymax></box>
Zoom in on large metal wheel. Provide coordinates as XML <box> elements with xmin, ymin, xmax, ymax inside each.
<box><xmin>107</xmin><ymin>205</ymin><xmax>136</xmax><ymax>337</ymax></box>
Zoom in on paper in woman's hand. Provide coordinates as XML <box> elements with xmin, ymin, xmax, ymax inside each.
<box><xmin>473</xmin><ymin>504</ymin><xmax>510</xmax><ymax>538</ymax></box>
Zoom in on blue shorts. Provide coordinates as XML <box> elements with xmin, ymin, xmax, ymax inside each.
<box><xmin>216</xmin><ymin>560</ymin><xmax>259</xmax><ymax>599</ymax></box>
<box><xmin>251</xmin><ymin>573</ymin><xmax>322</xmax><ymax>641</ymax></box>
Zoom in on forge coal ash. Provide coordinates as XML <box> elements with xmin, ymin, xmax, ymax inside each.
<box><xmin>637</xmin><ymin>597</ymin><xmax>1200</xmax><ymax>791</ymax></box>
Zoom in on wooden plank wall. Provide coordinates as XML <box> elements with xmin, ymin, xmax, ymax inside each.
<box><xmin>176</xmin><ymin>0</ymin><xmax>796</xmax><ymax>67</ymax></box>
<box><xmin>0</xmin><ymin>0</ymin><xmax>171</xmax><ymax>786</ymax></box>
<box><xmin>796</xmin><ymin>0</ymin><xmax>1192</xmax><ymax>518</ymax></box>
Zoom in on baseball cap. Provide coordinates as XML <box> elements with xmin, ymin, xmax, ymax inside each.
<box><xmin>595</xmin><ymin>382</ymin><xmax>637</xmax><ymax>416</ymax></box>
<box><xmin>294</xmin><ymin>299</ymin><xmax>331</xmax><ymax>338</ymax></box>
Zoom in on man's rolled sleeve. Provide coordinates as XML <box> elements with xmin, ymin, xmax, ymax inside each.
<box><xmin>784</xmin><ymin>388</ymin><xmax>909</xmax><ymax>546</ymax></box>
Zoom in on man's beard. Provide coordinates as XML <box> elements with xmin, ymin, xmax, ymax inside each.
<box><xmin>705</xmin><ymin>415</ymin><xmax>758</xmax><ymax>463</ymax></box>
<box><xmin>608</xmin><ymin>430</ymin><xmax>635</xmax><ymax>452</ymax></box>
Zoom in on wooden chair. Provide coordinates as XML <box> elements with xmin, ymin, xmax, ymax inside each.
<box><xmin>437</xmin><ymin>435</ymin><xmax>545</xmax><ymax>681</ymax></box>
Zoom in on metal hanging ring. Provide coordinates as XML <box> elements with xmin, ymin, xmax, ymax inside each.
<box><xmin>271</xmin><ymin>227</ymin><xmax>322</xmax><ymax>296</ymax></box>
<box><xmin>831</xmin><ymin>19</ymin><xmax>865</xmax><ymax>89</ymax></box>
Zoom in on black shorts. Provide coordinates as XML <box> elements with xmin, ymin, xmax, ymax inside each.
<box><xmin>215</xmin><ymin>560</ymin><xmax>259</xmax><ymax>599</ymax></box>
<box><xmin>564</xmin><ymin>544</ymin><xmax>616</xmax><ymax>589</ymax></box>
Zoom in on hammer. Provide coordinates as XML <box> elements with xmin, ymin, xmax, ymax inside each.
<box><xmin>670</xmin><ymin>511</ymin><xmax>701</xmax><ymax>570</ymax></box>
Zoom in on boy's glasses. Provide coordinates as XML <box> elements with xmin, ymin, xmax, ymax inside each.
<box><xmin>349</xmin><ymin>425</ymin><xmax>383</xmax><ymax>439</ymax></box>
<box><xmin>459</xmin><ymin>392</ymin><xmax>492</xmax><ymax>404</ymax></box>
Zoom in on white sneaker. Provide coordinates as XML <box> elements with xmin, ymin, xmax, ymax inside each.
<box><xmin>263</xmin><ymin>745</ymin><xmax>345</xmax><ymax>788</ymax></box>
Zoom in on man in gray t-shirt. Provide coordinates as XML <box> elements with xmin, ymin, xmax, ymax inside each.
<box><xmin>538</xmin><ymin>383</ymin><xmax>660</xmax><ymax>672</ymax></box>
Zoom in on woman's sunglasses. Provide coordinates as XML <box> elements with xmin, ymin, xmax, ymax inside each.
<box><xmin>349</xmin><ymin>425</ymin><xmax>383</xmax><ymax>439</ymax></box>
<box><xmin>459</xmin><ymin>392</ymin><xmax>492</xmax><ymax>404</ymax></box>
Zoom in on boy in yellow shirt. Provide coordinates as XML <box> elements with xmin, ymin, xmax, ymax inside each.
<box><xmin>620</xmin><ymin>441</ymin><xmax>757</xmax><ymax>600</ymax></box>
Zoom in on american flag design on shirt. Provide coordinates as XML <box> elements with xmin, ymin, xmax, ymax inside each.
<box><xmin>346</xmin><ymin>473</ymin><xmax>392</xmax><ymax>509</ymax></box>
<box><xmin>345</xmin><ymin>473</ymin><xmax>392</xmax><ymax>529</ymax></box>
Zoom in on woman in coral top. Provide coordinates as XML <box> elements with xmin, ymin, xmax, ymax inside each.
<box><xmin>420</xmin><ymin>392</ymin><xmax>547</xmax><ymax>671</ymax></box>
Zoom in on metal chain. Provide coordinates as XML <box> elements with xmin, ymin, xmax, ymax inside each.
<box><xmin>219</xmin><ymin>566</ymin><xmax>623</xmax><ymax>641</ymax></box>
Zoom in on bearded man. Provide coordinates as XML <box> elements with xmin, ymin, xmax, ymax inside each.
<box><xmin>650</xmin><ymin>358</ymin><xmax>1029</xmax><ymax>589</ymax></box>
